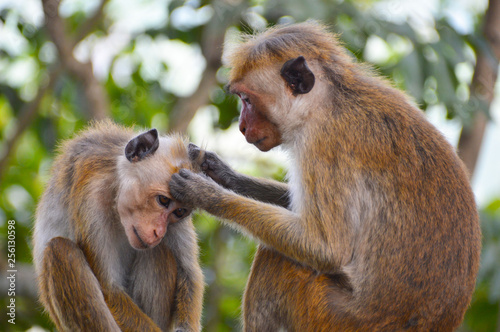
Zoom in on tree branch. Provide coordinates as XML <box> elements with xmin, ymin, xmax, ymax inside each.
<box><xmin>72</xmin><ymin>0</ymin><xmax>110</xmax><ymax>48</ymax></box>
<box><xmin>457</xmin><ymin>0</ymin><xmax>500</xmax><ymax>177</ymax></box>
<box><xmin>42</xmin><ymin>0</ymin><xmax>110</xmax><ymax>120</ymax></box>
<box><xmin>0</xmin><ymin>68</ymin><xmax>62</xmax><ymax>180</ymax></box>
<box><xmin>168</xmin><ymin>0</ymin><xmax>248</xmax><ymax>134</ymax></box>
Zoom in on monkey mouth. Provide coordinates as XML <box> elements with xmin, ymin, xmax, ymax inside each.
<box><xmin>250</xmin><ymin>137</ymin><xmax>268</xmax><ymax>149</ymax></box>
<box><xmin>253</xmin><ymin>137</ymin><xmax>275</xmax><ymax>152</ymax></box>
<box><xmin>254</xmin><ymin>137</ymin><xmax>267</xmax><ymax>145</ymax></box>
<box><xmin>132</xmin><ymin>226</ymin><xmax>149</xmax><ymax>249</ymax></box>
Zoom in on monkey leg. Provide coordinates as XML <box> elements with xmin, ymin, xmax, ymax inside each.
<box><xmin>243</xmin><ymin>246</ymin><xmax>360</xmax><ymax>332</ymax></box>
<box><xmin>38</xmin><ymin>237</ymin><xmax>120</xmax><ymax>332</ymax></box>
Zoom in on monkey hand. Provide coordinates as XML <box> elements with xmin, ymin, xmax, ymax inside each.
<box><xmin>169</xmin><ymin>168</ymin><xmax>221</xmax><ymax>209</ymax></box>
<box><xmin>188</xmin><ymin>144</ymin><xmax>238</xmax><ymax>189</ymax></box>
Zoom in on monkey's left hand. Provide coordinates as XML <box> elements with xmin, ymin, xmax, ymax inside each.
<box><xmin>169</xmin><ymin>169</ymin><xmax>222</xmax><ymax>209</ymax></box>
<box><xmin>188</xmin><ymin>144</ymin><xmax>239</xmax><ymax>189</ymax></box>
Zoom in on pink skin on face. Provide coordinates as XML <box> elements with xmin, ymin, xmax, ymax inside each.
<box><xmin>236</xmin><ymin>91</ymin><xmax>282</xmax><ymax>152</ymax></box>
<box><xmin>118</xmin><ymin>194</ymin><xmax>189</xmax><ymax>250</ymax></box>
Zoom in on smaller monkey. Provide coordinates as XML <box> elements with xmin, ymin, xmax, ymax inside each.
<box><xmin>33</xmin><ymin>121</ymin><xmax>203</xmax><ymax>332</ymax></box>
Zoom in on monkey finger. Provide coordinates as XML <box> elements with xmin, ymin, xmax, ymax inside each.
<box><xmin>203</xmin><ymin>152</ymin><xmax>234</xmax><ymax>183</ymax></box>
<box><xmin>178</xmin><ymin>168</ymin><xmax>194</xmax><ymax>179</ymax></box>
<box><xmin>202</xmin><ymin>151</ymin><xmax>221</xmax><ymax>172</ymax></box>
<box><xmin>169</xmin><ymin>174</ymin><xmax>189</xmax><ymax>201</ymax></box>
<box><xmin>188</xmin><ymin>143</ymin><xmax>201</xmax><ymax>161</ymax></box>
<box><xmin>200</xmin><ymin>151</ymin><xmax>218</xmax><ymax>173</ymax></box>
<box><xmin>201</xmin><ymin>161</ymin><xmax>209</xmax><ymax>172</ymax></box>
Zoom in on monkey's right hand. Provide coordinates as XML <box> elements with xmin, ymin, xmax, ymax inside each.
<box><xmin>169</xmin><ymin>168</ymin><xmax>222</xmax><ymax>209</ymax></box>
<box><xmin>188</xmin><ymin>144</ymin><xmax>238</xmax><ymax>189</ymax></box>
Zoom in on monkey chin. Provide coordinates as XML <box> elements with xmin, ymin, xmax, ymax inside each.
<box><xmin>250</xmin><ymin>137</ymin><xmax>281</xmax><ymax>152</ymax></box>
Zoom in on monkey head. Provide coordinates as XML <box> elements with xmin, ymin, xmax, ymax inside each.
<box><xmin>116</xmin><ymin>129</ymin><xmax>192</xmax><ymax>250</ymax></box>
<box><xmin>227</xmin><ymin>55</ymin><xmax>316</xmax><ymax>152</ymax></box>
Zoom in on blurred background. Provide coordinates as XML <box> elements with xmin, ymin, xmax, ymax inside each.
<box><xmin>1</xmin><ymin>0</ymin><xmax>500</xmax><ymax>330</ymax></box>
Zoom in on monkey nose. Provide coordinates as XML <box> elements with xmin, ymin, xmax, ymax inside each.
<box><xmin>239</xmin><ymin>121</ymin><xmax>246</xmax><ymax>134</ymax></box>
<box><xmin>152</xmin><ymin>223</ymin><xmax>167</xmax><ymax>241</ymax></box>
<box><xmin>143</xmin><ymin>223</ymin><xmax>167</xmax><ymax>248</ymax></box>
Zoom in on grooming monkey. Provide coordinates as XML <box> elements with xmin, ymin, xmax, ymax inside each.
<box><xmin>169</xmin><ymin>22</ymin><xmax>481</xmax><ymax>331</ymax></box>
<box><xmin>33</xmin><ymin>121</ymin><xmax>203</xmax><ymax>332</ymax></box>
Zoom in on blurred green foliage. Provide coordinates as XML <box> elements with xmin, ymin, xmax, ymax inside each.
<box><xmin>0</xmin><ymin>0</ymin><xmax>499</xmax><ymax>331</ymax></box>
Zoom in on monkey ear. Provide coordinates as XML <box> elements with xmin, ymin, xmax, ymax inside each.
<box><xmin>280</xmin><ymin>56</ymin><xmax>315</xmax><ymax>95</ymax></box>
<box><xmin>125</xmin><ymin>129</ymin><xmax>159</xmax><ymax>162</ymax></box>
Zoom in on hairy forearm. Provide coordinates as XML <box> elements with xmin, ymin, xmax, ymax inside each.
<box><xmin>102</xmin><ymin>288</ymin><xmax>161</xmax><ymax>332</ymax></box>
<box><xmin>190</xmin><ymin>145</ymin><xmax>290</xmax><ymax>208</ymax></box>
<box><xmin>227</xmin><ymin>173</ymin><xmax>290</xmax><ymax>208</ymax></box>
<box><xmin>173</xmin><ymin>266</ymin><xmax>203</xmax><ymax>331</ymax></box>
<box><xmin>199</xmin><ymin>189</ymin><xmax>340</xmax><ymax>272</ymax></box>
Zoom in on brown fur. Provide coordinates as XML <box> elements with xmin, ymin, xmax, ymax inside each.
<box><xmin>170</xmin><ymin>22</ymin><xmax>481</xmax><ymax>331</ymax></box>
<box><xmin>33</xmin><ymin>121</ymin><xmax>203</xmax><ymax>331</ymax></box>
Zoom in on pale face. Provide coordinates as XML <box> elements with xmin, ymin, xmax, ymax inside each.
<box><xmin>117</xmin><ymin>183</ymin><xmax>190</xmax><ymax>249</ymax></box>
<box><xmin>116</xmin><ymin>135</ymin><xmax>192</xmax><ymax>250</ymax></box>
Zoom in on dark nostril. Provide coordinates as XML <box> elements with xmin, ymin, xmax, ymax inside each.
<box><xmin>241</xmin><ymin>127</ymin><xmax>246</xmax><ymax>134</ymax></box>
<box><xmin>153</xmin><ymin>229</ymin><xmax>158</xmax><ymax>238</ymax></box>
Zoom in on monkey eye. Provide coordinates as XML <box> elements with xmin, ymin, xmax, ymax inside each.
<box><xmin>157</xmin><ymin>195</ymin><xmax>171</xmax><ymax>208</ymax></box>
<box><xmin>173</xmin><ymin>208</ymin><xmax>188</xmax><ymax>218</ymax></box>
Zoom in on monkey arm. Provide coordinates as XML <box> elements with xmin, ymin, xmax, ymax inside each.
<box><xmin>167</xmin><ymin>224</ymin><xmax>204</xmax><ymax>332</ymax></box>
<box><xmin>41</xmin><ymin>237</ymin><xmax>161</xmax><ymax>332</ymax></box>
<box><xmin>38</xmin><ymin>237</ymin><xmax>121</xmax><ymax>332</ymax></box>
<box><xmin>220</xmin><ymin>172</ymin><xmax>290</xmax><ymax>208</ymax></box>
<box><xmin>189</xmin><ymin>144</ymin><xmax>290</xmax><ymax>208</ymax></box>
<box><xmin>170</xmin><ymin>170</ymin><xmax>348</xmax><ymax>273</ymax></box>
<box><xmin>101</xmin><ymin>287</ymin><xmax>162</xmax><ymax>332</ymax></box>
<box><xmin>172</xmin><ymin>265</ymin><xmax>204</xmax><ymax>331</ymax></box>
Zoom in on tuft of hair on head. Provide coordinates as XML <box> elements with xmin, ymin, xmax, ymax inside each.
<box><xmin>225</xmin><ymin>21</ymin><xmax>351</xmax><ymax>82</ymax></box>
<box><xmin>168</xmin><ymin>134</ymin><xmax>192</xmax><ymax>172</ymax></box>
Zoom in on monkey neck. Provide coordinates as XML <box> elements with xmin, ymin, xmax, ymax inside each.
<box><xmin>283</xmin><ymin>105</ymin><xmax>334</xmax><ymax>214</ymax></box>
<box><xmin>284</xmin><ymin>129</ymin><xmax>314</xmax><ymax>214</ymax></box>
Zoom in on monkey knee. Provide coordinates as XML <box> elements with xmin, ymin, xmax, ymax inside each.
<box><xmin>44</xmin><ymin>237</ymin><xmax>80</xmax><ymax>261</ymax></box>
<box><xmin>46</xmin><ymin>236</ymin><xmax>77</xmax><ymax>250</ymax></box>
<box><xmin>40</xmin><ymin>237</ymin><xmax>105</xmax><ymax>310</ymax></box>
<box><xmin>41</xmin><ymin>237</ymin><xmax>89</xmax><ymax>277</ymax></box>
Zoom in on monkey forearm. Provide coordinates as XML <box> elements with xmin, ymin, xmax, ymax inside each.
<box><xmin>39</xmin><ymin>237</ymin><xmax>121</xmax><ymax>332</ymax></box>
<box><xmin>170</xmin><ymin>170</ymin><xmax>343</xmax><ymax>272</ymax></box>
<box><xmin>190</xmin><ymin>145</ymin><xmax>289</xmax><ymax>207</ymax></box>
<box><xmin>206</xmin><ymin>192</ymin><xmax>341</xmax><ymax>271</ymax></box>
<box><xmin>225</xmin><ymin>173</ymin><xmax>290</xmax><ymax>208</ymax></box>
<box><xmin>102</xmin><ymin>288</ymin><xmax>162</xmax><ymax>332</ymax></box>
<box><xmin>173</xmin><ymin>266</ymin><xmax>204</xmax><ymax>331</ymax></box>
